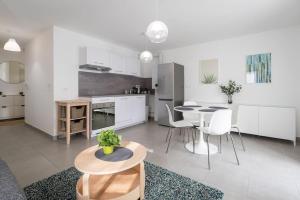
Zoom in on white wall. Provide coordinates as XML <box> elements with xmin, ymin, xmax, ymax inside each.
<box><xmin>0</xmin><ymin>48</ymin><xmax>25</xmax><ymax>95</ymax></box>
<box><xmin>52</xmin><ymin>26</ymin><xmax>139</xmax><ymax>135</ymax></box>
<box><xmin>161</xmin><ymin>26</ymin><xmax>300</xmax><ymax>136</ymax></box>
<box><xmin>24</xmin><ymin>28</ymin><xmax>54</xmax><ymax>135</ymax></box>
<box><xmin>53</xmin><ymin>26</ymin><xmax>138</xmax><ymax>100</ymax></box>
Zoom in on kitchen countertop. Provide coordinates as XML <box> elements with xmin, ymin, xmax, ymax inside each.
<box><xmin>80</xmin><ymin>94</ymin><xmax>151</xmax><ymax>98</ymax></box>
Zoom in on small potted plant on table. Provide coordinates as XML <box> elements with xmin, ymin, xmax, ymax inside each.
<box><xmin>96</xmin><ymin>129</ymin><xmax>121</xmax><ymax>155</ymax></box>
<box><xmin>220</xmin><ymin>80</ymin><xmax>242</xmax><ymax>104</ymax></box>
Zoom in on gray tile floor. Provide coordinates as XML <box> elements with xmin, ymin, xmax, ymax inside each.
<box><xmin>1</xmin><ymin>121</ymin><xmax>300</xmax><ymax>200</ymax></box>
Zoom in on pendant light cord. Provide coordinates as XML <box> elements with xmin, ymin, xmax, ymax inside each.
<box><xmin>155</xmin><ymin>0</ymin><xmax>159</xmax><ymax>20</ymax></box>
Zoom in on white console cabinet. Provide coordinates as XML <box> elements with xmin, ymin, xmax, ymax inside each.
<box><xmin>0</xmin><ymin>95</ymin><xmax>25</xmax><ymax>120</ymax></box>
<box><xmin>237</xmin><ymin>105</ymin><xmax>296</xmax><ymax>145</ymax></box>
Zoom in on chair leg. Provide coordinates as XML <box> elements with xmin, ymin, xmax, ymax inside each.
<box><xmin>192</xmin><ymin>128</ymin><xmax>195</xmax><ymax>153</ymax></box>
<box><xmin>187</xmin><ymin>128</ymin><xmax>190</xmax><ymax>143</ymax></box>
<box><xmin>206</xmin><ymin>134</ymin><xmax>211</xmax><ymax>170</ymax></box>
<box><xmin>219</xmin><ymin>135</ymin><xmax>222</xmax><ymax>153</ymax></box>
<box><xmin>182</xmin><ymin>128</ymin><xmax>185</xmax><ymax>143</ymax></box>
<box><xmin>165</xmin><ymin>127</ymin><xmax>171</xmax><ymax>143</ymax></box>
<box><xmin>229</xmin><ymin>133</ymin><xmax>240</xmax><ymax>165</ymax></box>
<box><xmin>236</xmin><ymin>127</ymin><xmax>246</xmax><ymax>151</ymax></box>
<box><xmin>166</xmin><ymin>128</ymin><xmax>174</xmax><ymax>153</ymax></box>
<box><xmin>226</xmin><ymin>134</ymin><xmax>229</xmax><ymax>141</ymax></box>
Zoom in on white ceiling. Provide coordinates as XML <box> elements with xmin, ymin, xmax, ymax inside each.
<box><xmin>1</xmin><ymin>0</ymin><xmax>300</xmax><ymax>51</ymax></box>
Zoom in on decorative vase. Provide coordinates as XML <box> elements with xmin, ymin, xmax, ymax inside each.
<box><xmin>227</xmin><ymin>95</ymin><xmax>233</xmax><ymax>104</ymax></box>
<box><xmin>103</xmin><ymin>146</ymin><xmax>114</xmax><ymax>155</ymax></box>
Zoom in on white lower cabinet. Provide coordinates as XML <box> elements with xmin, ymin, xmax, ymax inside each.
<box><xmin>132</xmin><ymin>96</ymin><xmax>146</xmax><ymax>123</ymax></box>
<box><xmin>0</xmin><ymin>95</ymin><xmax>25</xmax><ymax>120</ymax></box>
<box><xmin>237</xmin><ymin>105</ymin><xmax>259</xmax><ymax>135</ymax></box>
<box><xmin>259</xmin><ymin>107</ymin><xmax>295</xmax><ymax>141</ymax></box>
<box><xmin>237</xmin><ymin>105</ymin><xmax>296</xmax><ymax>144</ymax></box>
<box><xmin>115</xmin><ymin>97</ymin><xmax>132</xmax><ymax>128</ymax></box>
<box><xmin>115</xmin><ymin>95</ymin><xmax>146</xmax><ymax>129</ymax></box>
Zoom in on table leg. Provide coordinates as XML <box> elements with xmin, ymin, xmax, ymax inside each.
<box><xmin>140</xmin><ymin>162</ymin><xmax>145</xmax><ymax>199</ymax></box>
<box><xmin>185</xmin><ymin>113</ymin><xmax>218</xmax><ymax>155</ymax></box>
<box><xmin>82</xmin><ymin>173</ymin><xmax>90</xmax><ymax>200</ymax></box>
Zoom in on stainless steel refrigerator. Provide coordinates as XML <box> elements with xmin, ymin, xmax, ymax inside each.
<box><xmin>157</xmin><ymin>62</ymin><xmax>184</xmax><ymax>126</ymax></box>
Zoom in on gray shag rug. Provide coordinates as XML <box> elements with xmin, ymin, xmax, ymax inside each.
<box><xmin>24</xmin><ymin>161</ymin><xmax>223</xmax><ymax>200</ymax></box>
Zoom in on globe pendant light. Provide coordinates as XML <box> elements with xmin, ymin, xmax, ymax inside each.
<box><xmin>140</xmin><ymin>33</ymin><xmax>153</xmax><ymax>63</ymax></box>
<box><xmin>145</xmin><ymin>0</ymin><xmax>168</xmax><ymax>43</ymax></box>
<box><xmin>140</xmin><ymin>50</ymin><xmax>153</xmax><ymax>63</ymax></box>
<box><xmin>3</xmin><ymin>38</ymin><xmax>21</xmax><ymax>52</ymax></box>
<box><xmin>146</xmin><ymin>20</ymin><xmax>168</xmax><ymax>43</ymax></box>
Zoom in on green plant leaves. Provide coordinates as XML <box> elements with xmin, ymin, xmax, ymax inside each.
<box><xmin>202</xmin><ymin>73</ymin><xmax>217</xmax><ymax>84</ymax></box>
<box><xmin>219</xmin><ymin>80</ymin><xmax>242</xmax><ymax>96</ymax></box>
<box><xmin>96</xmin><ymin>129</ymin><xmax>121</xmax><ymax>147</ymax></box>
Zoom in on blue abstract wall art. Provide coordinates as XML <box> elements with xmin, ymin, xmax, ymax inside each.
<box><xmin>246</xmin><ymin>53</ymin><xmax>271</xmax><ymax>83</ymax></box>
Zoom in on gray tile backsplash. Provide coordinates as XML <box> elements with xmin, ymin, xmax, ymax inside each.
<box><xmin>79</xmin><ymin>71</ymin><xmax>153</xmax><ymax>96</ymax></box>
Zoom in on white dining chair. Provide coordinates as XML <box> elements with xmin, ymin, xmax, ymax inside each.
<box><xmin>165</xmin><ymin>104</ymin><xmax>194</xmax><ymax>153</ymax></box>
<box><xmin>198</xmin><ymin>109</ymin><xmax>239</xmax><ymax>170</ymax></box>
<box><xmin>183</xmin><ymin>101</ymin><xmax>200</xmax><ymax>127</ymax></box>
<box><xmin>231</xmin><ymin>106</ymin><xmax>246</xmax><ymax>151</ymax></box>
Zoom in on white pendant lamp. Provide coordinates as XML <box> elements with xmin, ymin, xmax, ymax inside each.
<box><xmin>146</xmin><ymin>20</ymin><xmax>168</xmax><ymax>43</ymax></box>
<box><xmin>3</xmin><ymin>38</ymin><xmax>21</xmax><ymax>52</ymax></box>
<box><xmin>145</xmin><ymin>0</ymin><xmax>168</xmax><ymax>43</ymax></box>
<box><xmin>140</xmin><ymin>50</ymin><xmax>153</xmax><ymax>63</ymax></box>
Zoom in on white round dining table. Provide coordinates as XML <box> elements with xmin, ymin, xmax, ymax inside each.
<box><xmin>174</xmin><ymin>105</ymin><xmax>224</xmax><ymax>155</ymax></box>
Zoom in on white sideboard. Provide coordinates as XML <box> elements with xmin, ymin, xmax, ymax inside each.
<box><xmin>0</xmin><ymin>95</ymin><xmax>25</xmax><ymax>120</ymax></box>
<box><xmin>237</xmin><ymin>105</ymin><xmax>296</xmax><ymax>145</ymax></box>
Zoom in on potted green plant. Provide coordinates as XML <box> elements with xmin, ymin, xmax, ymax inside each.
<box><xmin>219</xmin><ymin>80</ymin><xmax>242</xmax><ymax>104</ymax></box>
<box><xmin>96</xmin><ymin>129</ymin><xmax>121</xmax><ymax>155</ymax></box>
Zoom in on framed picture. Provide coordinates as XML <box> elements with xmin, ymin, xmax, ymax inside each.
<box><xmin>199</xmin><ymin>58</ymin><xmax>219</xmax><ymax>84</ymax></box>
<box><xmin>246</xmin><ymin>53</ymin><xmax>271</xmax><ymax>83</ymax></box>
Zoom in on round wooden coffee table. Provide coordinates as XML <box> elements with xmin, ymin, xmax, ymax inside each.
<box><xmin>74</xmin><ymin>141</ymin><xmax>147</xmax><ymax>200</ymax></box>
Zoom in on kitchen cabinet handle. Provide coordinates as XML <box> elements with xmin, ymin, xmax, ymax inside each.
<box><xmin>2</xmin><ymin>106</ymin><xmax>7</xmax><ymax>108</ymax></box>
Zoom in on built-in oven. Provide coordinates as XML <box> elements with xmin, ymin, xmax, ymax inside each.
<box><xmin>91</xmin><ymin>97</ymin><xmax>115</xmax><ymax>136</ymax></box>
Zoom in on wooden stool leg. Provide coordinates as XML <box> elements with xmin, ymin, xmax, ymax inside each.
<box><xmin>82</xmin><ymin>173</ymin><xmax>90</xmax><ymax>200</ymax></box>
<box><xmin>66</xmin><ymin>105</ymin><xmax>71</xmax><ymax>145</ymax></box>
<box><xmin>140</xmin><ymin>162</ymin><xmax>145</xmax><ymax>199</ymax></box>
<box><xmin>86</xmin><ymin>103</ymin><xmax>90</xmax><ymax>140</ymax></box>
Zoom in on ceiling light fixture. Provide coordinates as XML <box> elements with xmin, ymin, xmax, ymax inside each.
<box><xmin>145</xmin><ymin>0</ymin><xmax>168</xmax><ymax>43</ymax></box>
<box><xmin>140</xmin><ymin>50</ymin><xmax>153</xmax><ymax>63</ymax></box>
<box><xmin>3</xmin><ymin>38</ymin><xmax>21</xmax><ymax>52</ymax></box>
<box><xmin>140</xmin><ymin>33</ymin><xmax>153</xmax><ymax>63</ymax></box>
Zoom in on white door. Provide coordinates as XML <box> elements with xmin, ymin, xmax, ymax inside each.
<box><xmin>125</xmin><ymin>56</ymin><xmax>140</xmax><ymax>76</ymax></box>
<box><xmin>0</xmin><ymin>106</ymin><xmax>15</xmax><ymax>119</ymax></box>
<box><xmin>259</xmin><ymin>107</ymin><xmax>296</xmax><ymax>141</ymax></box>
<box><xmin>14</xmin><ymin>96</ymin><xmax>25</xmax><ymax>106</ymax></box>
<box><xmin>0</xmin><ymin>96</ymin><xmax>14</xmax><ymax>106</ymax></box>
<box><xmin>110</xmin><ymin>52</ymin><xmax>125</xmax><ymax>74</ymax></box>
<box><xmin>14</xmin><ymin>105</ymin><xmax>25</xmax><ymax>117</ymax></box>
<box><xmin>237</xmin><ymin>105</ymin><xmax>259</xmax><ymax>135</ymax></box>
<box><xmin>132</xmin><ymin>96</ymin><xmax>146</xmax><ymax>123</ymax></box>
<box><xmin>115</xmin><ymin>97</ymin><xmax>132</xmax><ymax>128</ymax></box>
<box><xmin>86</xmin><ymin>47</ymin><xmax>110</xmax><ymax>67</ymax></box>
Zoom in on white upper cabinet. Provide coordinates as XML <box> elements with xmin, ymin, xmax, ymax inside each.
<box><xmin>79</xmin><ymin>47</ymin><xmax>110</xmax><ymax>67</ymax></box>
<box><xmin>79</xmin><ymin>47</ymin><xmax>141</xmax><ymax>76</ymax></box>
<box><xmin>110</xmin><ymin>52</ymin><xmax>125</xmax><ymax>74</ymax></box>
<box><xmin>125</xmin><ymin>55</ymin><xmax>140</xmax><ymax>77</ymax></box>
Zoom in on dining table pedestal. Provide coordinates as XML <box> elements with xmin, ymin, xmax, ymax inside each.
<box><xmin>175</xmin><ymin>107</ymin><xmax>221</xmax><ymax>155</ymax></box>
<box><xmin>185</xmin><ymin>132</ymin><xmax>219</xmax><ymax>155</ymax></box>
